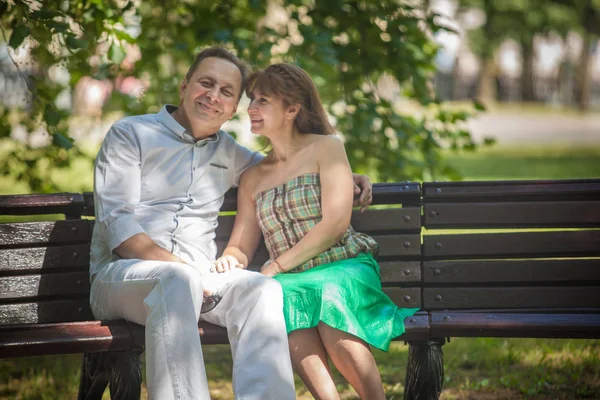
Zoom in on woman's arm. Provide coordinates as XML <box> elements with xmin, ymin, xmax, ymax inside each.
<box><xmin>262</xmin><ymin>136</ymin><xmax>354</xmax><ymax>277</ymax></box>
<box><xmin>214</xmin><ymin>168</ymin><xmax>263</xmax><ymax>272</ymax></box>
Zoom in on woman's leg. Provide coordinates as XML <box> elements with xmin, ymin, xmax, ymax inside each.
<box><xmin>288</xmin><ymin>328</ymin><xmax>340</xmax><ymax>400</ymax></box>
<box><xmin>317</xmin><ymin>322</ymin><xmax>386</xmax><ymax>400</ymax></box>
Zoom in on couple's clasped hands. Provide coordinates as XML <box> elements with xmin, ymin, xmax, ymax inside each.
<box><xmin>210</xmin><ymin>254</ymin><xmax>244</xmax><ymax>273</ymax></box>
<box><xmin>210</xmin><ymin>254</ymin><xmax>281</xmax><ymax>277</ymax></box>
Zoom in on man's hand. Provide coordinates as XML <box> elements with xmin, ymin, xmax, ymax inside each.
<box><xmin>352</xmin><ymin>173</ymin><xmax>373</xmax><ymax>213</ymax></box>
<box><xmin>212</xmin><ymin>254</ymin><xmax>244</xmax><ymax>273</ymax></box>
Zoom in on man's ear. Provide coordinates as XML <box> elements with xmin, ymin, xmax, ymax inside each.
<box><xmin>287</xmin><ymin>104</ymin><xmax>301</xmax><ymax>120</ymax></box>
<box><xmin>179</xmin><ymin>79</ymin><xmax>188</xmax><ymax>101</ymax></box>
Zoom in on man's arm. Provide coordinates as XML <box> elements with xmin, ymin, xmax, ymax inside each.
<box><xmin>94</xmin><ymin>123</ymin><xmax>186</xmax><ymax>264</ymax></box>
<box><xmin>114</xmin><ymin>233</ymin><xmax>187</xmax><ymax>263</ymax></box>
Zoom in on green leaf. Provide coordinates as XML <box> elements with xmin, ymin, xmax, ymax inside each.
<box><xmin>109</xmin><ymin>44</ymin><xmax>126</xmax><ymax>65</ymax></box>
<box><xmin>30</xmin><ymin>10</ymin><xmax>62</xmax><ymax>20</ymax></box>
<box><xmin>66</xmin><ymin>35</ymin><xmax>89</xmax><ymax>49</ymax></box>
<box><xmin>9</xmin><ymin>26</ymin><xmax>30</xmax><ymax>49</ymax></box>
<box><xmin>52</xmin><ymin>133</ymin><xmax>74</xmax><ymax>150</ymax></box>
<box><xmin>47</xmin><ymin>22</ymin><xmax>69</xmax><ymax>33</ymax></box>
<box><xmin>44</xmin><ymin>108</ymin><xmax>62</xmax><ymax>127</ymax></box>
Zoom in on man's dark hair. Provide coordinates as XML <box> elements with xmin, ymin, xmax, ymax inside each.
<box><xmin>185</xmin><ymin>46</ymin><xmax>250</xmax><ymax>101</ymax></box>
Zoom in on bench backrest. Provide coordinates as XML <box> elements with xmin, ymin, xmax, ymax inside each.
<box><xmin>2</xmin><ymin>179</ymin><xmax>599</xmax><ymax>328</ymax></box>
<box><xmin>422</xmin><ymin>179</ymin><xmax>600</xmax><ymax>311</ymax></box>
<box><xmin>0</xmin><ymin>183</ymin><xmax>422</xmax><ymax>326</ymax></box>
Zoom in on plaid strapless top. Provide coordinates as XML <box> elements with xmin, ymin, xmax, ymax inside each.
<box><xmin>255</xmin><ymin>173</ymin><xmax>379</xmax><ymax>272</ymax></box>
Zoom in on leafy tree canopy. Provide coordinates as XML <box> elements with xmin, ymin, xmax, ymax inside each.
<box><xmin>0</xmin><ymin>0</ymin><xmax>486</xmax><ymax>192</ymax></box>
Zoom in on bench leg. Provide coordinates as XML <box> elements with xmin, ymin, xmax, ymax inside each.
<box><xmin>78</xmin><ymin>352</ymin><xmax>110</xmax><ymax>400</ymax></box>
<box><xmin>77</xmin><ymin>350</ymin><xmax>143</xmax><ymax>400</ymax></box>
<box><xmin>404</xmin><ymin>338</ymin><xmax>445</xmax><ymax>400</ymax></box>
<box><xmin>109</xmin><ymin>349</ymin><xmax>143</xmax><ymax>400</ymax></box>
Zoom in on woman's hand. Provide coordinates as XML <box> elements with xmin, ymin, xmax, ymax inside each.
<box><xmin>260</xmin><ymin>260</ymin><xmax>284</xmax><ymax>277</ymax></box>
<box><xmin>212</xmin><ymin>255</ymin><xmax>244</xmax><ymax>273</ymax></box>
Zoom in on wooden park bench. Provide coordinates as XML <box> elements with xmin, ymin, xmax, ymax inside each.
<box><xmin>1</xmin><ymin>178</ymin><xmax>599</xmax><ymax>399</ymax></box>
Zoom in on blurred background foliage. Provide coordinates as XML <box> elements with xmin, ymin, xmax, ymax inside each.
<box><xmin>0</xmin><ymin>0</ymin><xmax>598</xmax><ymax>193</ymax></box>
<box><xmin>1</xmin><ymin>0</ymin><xmax>486</xmax><ymax>192</ymax></box>
<box><xmin>456</xmin><ymin>0</ymin><xmax>600</xmax><ymax>107</ymax></box>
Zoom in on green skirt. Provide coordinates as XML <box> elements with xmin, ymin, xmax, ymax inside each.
<box><xmin>273</xmin><ymin>253</ymin><xmax>419</xmax><ymax>352</ymax></box>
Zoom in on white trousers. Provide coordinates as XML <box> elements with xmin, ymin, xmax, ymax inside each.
<box><xmin>89</xmin><ymin>259</ymin><xmax>295</xmax><ymax>400</ymax></box>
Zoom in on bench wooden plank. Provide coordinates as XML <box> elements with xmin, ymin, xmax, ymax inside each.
<box><xmin>0</xmin><ymin>312</ymin><xmax>431</xmax><ymax>359</ymax></box>
<box><xmin>0</xmin><ymin>193</ymin><xmax>86</xmax><ymax>218</ymax></box>
<box><xmin>216</xmin><ymin>207</ymin><xmax>422</xmax><ymax>240</ymax></box>
<box><xmin>423</xmin><ymin>287</ymin><xmax>600</xmax><ymax>309</ymax></box>
<box><xmin>0</xmin><ymin>220</ymin><xmax>92</xmax><ymax>248</ymax></box>
<box><xmin>0</xmin><ymin>245</ymin><xmax>90</xmax><ymax>273</ymax></box>
<box><xmin>423</xmin><ymin>231</ymin><xmax>600</xmax><ymax>259</ymax></box>
<box><xmin>423</xmin><ymin>259</ymin><xmax>600</xmax><ymax>283</ymax></box>
<box><xmin>383</xmin><ymin>287</ymin><xmax>421</xmax><ymax>308</ymax></box>
<box><xmin>0</xmin><ymin>272</ymin><xmax>90</xmax><ymax>302</ymax></box>
<box><xmin>0</xmin><ymin>320</ymin><xmax>230</xmax><ymax>358</ymax></box>
<box><xmin>430</xmin><ymin>312</ymin><xmax>600</xmax><ymax>339</ymax></box>
<box><xmin>423</xmin><ymin>179</ymin><xmax>600</xmax><ymax>202</ymax></box>
<box><xmin>0</xmin><ymin>299</ymin><xmax>93</xmax><ymax>325</ymax></box>
<box><xmin>380</xmin><ymin>261</ymin><xmax>421</xmax><ymax>283</ymax></box>
<box><xmin>424</xmin><ymin>201</ymin><xmax>600</xmax><ymax>228</ymax></box>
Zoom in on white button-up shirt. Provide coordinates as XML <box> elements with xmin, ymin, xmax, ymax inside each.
<box><xmin>90</xmin><ymin>105</ymin><xmax>262</xmax><ymax>275</ymax></box>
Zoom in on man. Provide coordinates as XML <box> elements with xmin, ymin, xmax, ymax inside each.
<box><xmin>90</xmin><ymin>46</ymin><xmax>372</xmax><ymax>400</ymax></box>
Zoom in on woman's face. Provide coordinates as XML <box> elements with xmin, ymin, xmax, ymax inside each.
<box><xmin>247</xmin><ymin>88</ymin><xmax>290</xmax><ymax>136</ymax></box>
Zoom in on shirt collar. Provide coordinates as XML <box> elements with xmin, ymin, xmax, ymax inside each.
<box><xmin>158</xmin><ymin>105</ymin><xmax>220</xmax><ymax>144</ymax></box>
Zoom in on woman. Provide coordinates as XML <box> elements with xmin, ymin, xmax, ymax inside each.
<box><xmin>214</xmin><ymin>63</ymin><xmax>418</xmax><ymax>399</ymax></box>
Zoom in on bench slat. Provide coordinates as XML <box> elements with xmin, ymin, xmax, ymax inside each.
<box><xmin>219</xmin><ymin>183</ymin><xmax>422</xmax><ymax>212</ymax></box>
<box><xmin>383</xmin><ymin>287</ymin><xmax>421</xmax><ymax>308</ymax></box>
<box><xmin>424</xmin><ymin>201</ymin><xmax>600</xmax><ymax>228</ymax></box>
<box><xmin>380</xmin><ymin>261</ymin><xmax>421</xmax><ymax>283</ymax></box>
<box><xmin>0</xmin><ymin>312</ymin><xmax>430</xmax><ymax>359</ymax></box>
<box><xmin>423</xmin><ymin>259</ymin><xmax>600</xmax><ymax>283</ymax></box>
<box><xmin>0</xmin><ymin>320</ymin><xmax>229</xmax><ymax>358</ymax></box>
<box><xmin>430</xmin><ymin>312</ymin><xmax>600</xmax><ymax>339</ymax></box>
<box><xmin>0</xmin><ymin>245</ymin><xmax>90</xmax><ymax>274</ymax></box>
<box><xmin>423</xmin><ymin>230</ymin><xmax>600</xmax><ymax>259</ymax></box>
<box><xmin>423</xmin><ymin>179</ymin><xmax>600</xmax><ymax>202</ymax></box>
<box><xmin>0</xmin><ymin>220</ymin><xmax>92</xmax><ymax>248</ymax></box>
<box><xmin>0</xmin><ymin>299</ymin><xmax>93</xmax><ymax>325</ymax></box>
<box><xmin>0</xmin><ymin>272</ymin><xmax>90</xmax><ymax>302</ymax></box>
<box><xmin>0</xmin><ymin>193</ymin><xmax>85</xmax><ymax>218</ymax></box>
<box><xmin>423</xmin><ymin>287</ymin><xmax>600</xmax><ymax>309</ymax></box>
<box><xmin>216</xmin><ymin>207</ymin><xmax>422</xmax><ymax>240</ymax></box>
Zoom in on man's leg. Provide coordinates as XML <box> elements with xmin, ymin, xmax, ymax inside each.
<box><xmin>199</xmin><ymin>269</ymin><xmax>295</xmax><ymax>400</ymax></box>
<box><xmin>90</xmin><ymin>259</ymin><xmax>210</xmax><ymax>400</ymax></box>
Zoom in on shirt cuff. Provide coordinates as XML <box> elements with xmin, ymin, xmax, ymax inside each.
<box><xmin>105</xmin><ymin>215</ymin><xmax>146</xmax><ymax>252</ymax></box>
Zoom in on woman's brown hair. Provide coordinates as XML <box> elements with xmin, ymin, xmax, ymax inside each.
<box><xmin>246</xmin><ymin>63</ymin><xmax>335</xmax><ymax>135</ymax></box>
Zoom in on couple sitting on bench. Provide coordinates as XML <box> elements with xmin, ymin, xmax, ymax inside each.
<box><xmin>90</xmin><ymin>46</ymin><xmax>418</xmax><ymax>400</ymax></box>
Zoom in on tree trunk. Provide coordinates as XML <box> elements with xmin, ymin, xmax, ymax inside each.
<box><xmin>521</xmin><ymin>38</ymin><xmax>536</xmax><ymax>102</ymax></box>
<box><xmin>576</xmin><ymin>29</ymin><xmax>592</xmax><ymax>112</ymax></box>
<box><xmin>476</xmin><ymin>57</ymin><xmax>497</xmax><ymax>104</ymax></box>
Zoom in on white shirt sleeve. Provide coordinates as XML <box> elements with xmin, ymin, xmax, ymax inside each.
<box><xmin>93</xmin><ymin>122</ymin><xmax>146</xmax><ymax>252</ymax></box>
<box><xmin>232</xmin><ymin>142</ymin><xmax>264</xmax><ymax>187</ymax></box>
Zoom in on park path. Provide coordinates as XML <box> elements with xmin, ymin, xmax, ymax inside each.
<box><xmin>466</xmin><ymin>110</ymin><xmax>600</xmax><ymax>146</ymax></box>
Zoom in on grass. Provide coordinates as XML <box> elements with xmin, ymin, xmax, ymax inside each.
<box><xmin>443</xmin><ymin>145</ymin><xmax>600</xmax><ymax>181</ymax></box>
<box><xmin>2</xmin><ymin>339</ymin><xmax>598</xmax><ymax>399</ymax></box>
<box><xmin>1</xmin><ymin>144</ymin><xmax>599</xmax><ymax>399</ymax></box>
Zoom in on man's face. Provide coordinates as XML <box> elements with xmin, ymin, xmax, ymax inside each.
<box><xmin>179</xmin><ymin>57</ymin><xmax>242</xmax><ymax>135</ymax></box>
